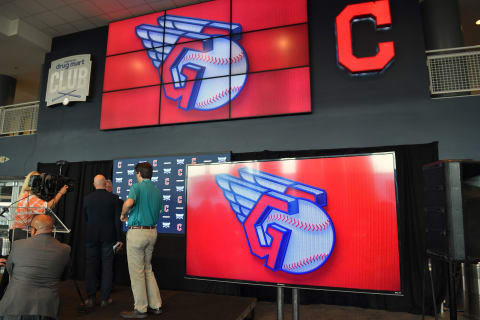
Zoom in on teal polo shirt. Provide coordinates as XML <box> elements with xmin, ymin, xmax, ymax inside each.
<box><xmin>127</xmin><ymin>179</ymin><xmax>162</xmax><ymax>227</ymax></box>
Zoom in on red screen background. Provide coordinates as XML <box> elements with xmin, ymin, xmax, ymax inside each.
<box><xmin>101</xmin><ymin>0</ymin><xmax>310</xmax><ymax>129</ymax></box>
<box><xmin>186</xmin><ymin>154</ymin><xmax>401</xmax><ymax>292</ymax></box>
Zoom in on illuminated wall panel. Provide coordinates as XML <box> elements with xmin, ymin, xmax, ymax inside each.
<box><xmin>231</xmin><ymin>68</ymin><xmax>311</xmax><ymax>118</ymax></box>
<box><xmin>161</xmin><ymin>37</ymin><xmax>232</xmax><ymax>84</ymax></box>
<box><xmin>103</xmin><ymin>50</ymin><xmax>162</xmax><ymax>92</ymax></box>
<box><xmin>167</xmin><ymin>0</ymin><xmax>231</xmax><ymax>31</ymax></box>
<box><xmin>234</xmin><ymin>25</ymin><xmax>309</xmax><ymax>75</ymax></box>
<box><xmin>106</xmin><ymin>12</ymin><xmax>166</xmax><ymax>56</ymax></box>
<box><xmin>101</xmin><ymin>0</ymin><xmax>310</xmax><ymax>129</ymax></box>
<box><xmin>101</xmin><ymin>86</ymin><xmax>160</xmax><ymax>129</ymax></box>
<box><xmin>160</xmin><ymin>77</ymin><xmax>230</xmax><ymax>124</ymax></box>
<box><xmin>232</xmin><ymin>0</ymin><xmax>307</xmax><ymax>32</ymax></box>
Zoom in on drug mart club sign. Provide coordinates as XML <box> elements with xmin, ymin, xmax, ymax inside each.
<box><xmin>45</xmin><ymin>54</ymin><xmax>92</xmax><ymax>107</ymax></box>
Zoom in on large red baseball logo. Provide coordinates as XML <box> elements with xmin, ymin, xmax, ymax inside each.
<box><xmin>136</xmin><ymin>15</ymin><xmax>248</xmax><ymax>111</ymax></box>
<box><xmin>216</xmin><ymin>167</ymin><xmax>335</xmax><ymax>274</ymax></box>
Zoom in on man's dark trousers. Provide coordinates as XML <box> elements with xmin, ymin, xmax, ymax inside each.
<box><xmin>83</xmin><ymin>189</ymin><xmax>123</xmax><ymax>303</ymax></box>
<box><xmin>85</xmin><ymin>241</ymin><xmax>114</xmax><ymax>301</ymax></box>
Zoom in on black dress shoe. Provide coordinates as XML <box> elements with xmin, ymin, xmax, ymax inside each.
<box><xmin>148</xmin><ymin>307</ymin><xmax>163</xmax><ymax>315</ymax></box>
<box><xmin>120</xmin><ymin>310</ymin><xmax>148</xmax><ymax>319</ymax></box>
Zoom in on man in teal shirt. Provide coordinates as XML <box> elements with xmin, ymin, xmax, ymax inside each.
<box><xmin>120</xmin><ymin>162</ymin><xmax>163</xmax><ymax>319</ymax></box>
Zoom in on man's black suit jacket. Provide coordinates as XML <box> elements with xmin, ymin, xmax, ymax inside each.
<box><xmin>83</xmin><ymin>189</ymin><xmax>123</xmax><ymax>244</ymax></box>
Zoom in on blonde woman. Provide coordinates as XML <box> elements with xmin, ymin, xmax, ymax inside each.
<box><xmin>11</xmin><ymin>171</ymin><xmax>68</xmax><ymax>240</ymax></box>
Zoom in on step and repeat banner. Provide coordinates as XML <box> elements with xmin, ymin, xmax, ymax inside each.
<box><xmin>113</xmin><ymin>153</ymin><xmax>230</xmax><ymax>234</ymax></box>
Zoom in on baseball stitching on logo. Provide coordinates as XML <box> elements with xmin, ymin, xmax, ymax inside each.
<box><xmin>265</xmin><ymin>213</ymin><xmax>331</xmax><ymax>232</ymax></box>
<box><xmin>283</xmin><ymin>253</ymin><xmax>329</xmax><ymax>271</ymax></box>
<box><xmin>195</xmin><ymin>85</ymin><xmax>242</xmax><ymax>109</ymax></box>
<box><xmin>182</xmin><ymin>51</ymin><xmax>245</xmax><ymax>65</ymax></box>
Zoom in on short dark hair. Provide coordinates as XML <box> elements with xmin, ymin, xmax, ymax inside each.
<box><xmin>135</xmin><ymin>162</ymin><xmax>153</xmax><ymax>179</ymax></box>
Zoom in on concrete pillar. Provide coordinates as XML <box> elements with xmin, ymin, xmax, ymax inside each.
<box><xmin>421</xmin><ymin>0</ymin><xmax>464</xmax><ymax>50</ymax></box>
<box><xmin>0</xmin><ymin>75</ymin><xmax>16</xmax><ymax>106</ymax></box>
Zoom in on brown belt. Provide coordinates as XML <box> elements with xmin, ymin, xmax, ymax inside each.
<box><xmin>128</xmin><ymin>225</ymin><xmax>156</xmax><ymax>230</ymax></box>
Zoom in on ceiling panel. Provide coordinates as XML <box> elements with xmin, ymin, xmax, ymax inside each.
<box><xmin>36</xmin><ymin>10</ymin><xmax>68</xmax><ymax>27</ymax></box>
<box><xmin>91</xmin><ymin>0</ymin><xmax>125</xmax><ymax>13</ymax></box>
<box><xmin>72</xmin><ymin>1</ymin><xmax>102</xmax><ymax>17</ymax></box>
<box><xmin>15</xmin><ymin>0</ymin><xmax>46</xmax><ymax>16</ymax></box>
<box><xmin>0</xmin><ymin>2</ymin><xmax>25</xmax><ymax>19</ymax></box>
<box><xmin>107</xmin><ymin>8</ymin><xmax>131</xmax><ymax>20</ymax></box>
<box><xmin>52</xmin><ymin>22</ymin><xmax>79</xmax><ymax>36</ymax></box>
<box><xmin>69</xmin><ymin>18</ymin><xmax>94</xmax><ymax>31</ymax></box>
<box><xmin>118</xmin><ymin>0</ymin><xmax>146</xmax><ymax>8</ymax></box>
<box><xmin>127</xmin><ymin>3</ymin><xmax>153</xmax><ymax>16</ymax></box>
<box><xmin>51</xmin><ymin>5</ymin><xmax>85</xmax><ymax>21</ymax></box>
<box><xmin>39</xmin><ymin>0</ymin><xmax>68</xmax><ymax>10</ymax></box>
<box><xmin>147</xmin><ymin>0</ymin><xmax>176</xmax><ymax>11</ymax></box>
<box><xmin>22</xmin><ymin>15</ymin><xmax>50</xmax><ymax>29</ymax></box>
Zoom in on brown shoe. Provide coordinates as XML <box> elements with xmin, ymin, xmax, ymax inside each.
<box><xmin>84</xmin><ymin>298</ymin><xmax>95</xmax><ymax>308</ymax></box>
<box><xmin>120</xmin><ymin>310</ymin><xmax>147</xmax><ymax>319</ymax></box>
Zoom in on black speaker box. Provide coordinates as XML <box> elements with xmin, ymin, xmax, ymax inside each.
<box><xmin>423</xmin><ymin>160</ymin><xmax>480</xmax><ymax>262</ymax></box>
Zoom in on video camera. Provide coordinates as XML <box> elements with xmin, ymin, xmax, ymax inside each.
<box><xmin>29</xmin><ymin>173</ymin><xmax>75</xmax><ymax>201</ymax></box>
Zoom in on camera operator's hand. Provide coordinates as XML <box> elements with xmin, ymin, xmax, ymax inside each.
<box><xmin>59</xmin><ymin>185</ymin><xmax>68</xmax><ymax>195</ymax></box>
<box><xmin>47</xmin><ymin>185</ymin><xmax>69</xmax><ymax>209</ymax></box>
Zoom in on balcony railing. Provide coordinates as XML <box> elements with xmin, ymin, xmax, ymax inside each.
<box><xmin>426</xmin><ymin>45</ymin><xmax>480</xmax><ymax>97</ymax></box>
<box><xmin>0</xmin><ymin>101</ymin><xmax>39</xmax><ymax>137</ymax></box>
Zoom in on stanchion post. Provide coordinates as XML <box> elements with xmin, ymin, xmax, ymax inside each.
<box><xmin>448</xmin><ymin>261</ymin><xmax>457</xmax><ymax>320</ymax></box>
<box><xmin>277</xmin><ymin>286</ymin><xmax>284</xmax><ymax>320</ymax></box>
<box><xmin>292</xmin><ymin>288</ymin><xmax>300</xmax><ymax>320</ymax></box>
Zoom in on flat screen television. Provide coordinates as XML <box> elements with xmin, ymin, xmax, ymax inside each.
<box><xmin>185</xmin><ymin>152</ymin><xmax>402</xmax><ymax>294</ymax></box>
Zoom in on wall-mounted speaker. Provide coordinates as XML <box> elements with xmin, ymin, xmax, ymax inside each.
<box><xmin>423</xmin><ymin>160</ymin><xmax>480</xmax><ymax>262</ymax></box>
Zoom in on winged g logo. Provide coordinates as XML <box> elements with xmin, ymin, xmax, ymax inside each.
<box><xmin>216</xmin><ymin>168</ymin><xmax>335</xmax><ymax>274</ymax></box>
<box><xmin>136</xmin><ymin>15</ymin><xmax>248</xmax><ymax>111</ymax></box>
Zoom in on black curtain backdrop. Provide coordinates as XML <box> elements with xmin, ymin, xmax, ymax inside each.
<box><xmin>37</xmin><ymin>160</ymin><xmax>114</xmax><ymax>280</ymax></box>
<box><xmin>36</xmin><ymin>142</ymin><xmax>446</xmax><ymax>315</ymax></box>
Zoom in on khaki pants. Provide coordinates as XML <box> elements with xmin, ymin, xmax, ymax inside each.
<box><xmin>126</xmin><ymin>229</ymin><xmax>162</xmax><ymax>312</ymax></box>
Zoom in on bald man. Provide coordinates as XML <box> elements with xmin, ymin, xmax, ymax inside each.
<box><xmin>0</xmin><ymin>215</ymin><xmax>70</xmax><ymax>320</ymax></box>
<box><xmin>82</xmin><ymin>174</ymin><xmax>123</xmax><ymax>309</ymax></box>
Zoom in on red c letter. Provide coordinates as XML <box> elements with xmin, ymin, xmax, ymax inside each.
<box><xmin>336</xmin><ymin>0</ymin><xmax>395</xmax><ymax>73</ymax></box>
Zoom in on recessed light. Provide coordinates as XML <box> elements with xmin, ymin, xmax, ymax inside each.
<box><xmin>476</xmin><ymin>19</ymin><xmax>480</xmax><ymax>25</ymax></box>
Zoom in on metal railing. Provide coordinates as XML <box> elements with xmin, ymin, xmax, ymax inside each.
<box><xmin>426</xmin><ymin>45</ymin><xmax>480</xmax><ymax>97</ymax></box>
<box><xmin>0</xmin><ymin>101</ymin><xmax>39</xmax><ymax>137</ymax></box>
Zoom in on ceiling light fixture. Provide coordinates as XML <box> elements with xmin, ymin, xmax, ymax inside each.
<box><xmin>476</xmin><ymin>19</ymin><xmax>480</xmax><ymax>25</ymax></box>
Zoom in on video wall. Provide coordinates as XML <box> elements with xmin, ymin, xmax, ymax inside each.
<box><xmin>101</xmin><ymin>0</ymin><xmax>310</xmax><ymax>129</ymax></box>
<box><xmin>112</xmin><ymin>153</ymin><xmax>230</xmax><ymax>234</ymax></box>
<box><xmin>185</xmin><ymin>153</ymin><xmax>402</xmax><ymax>293</ymax></box>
